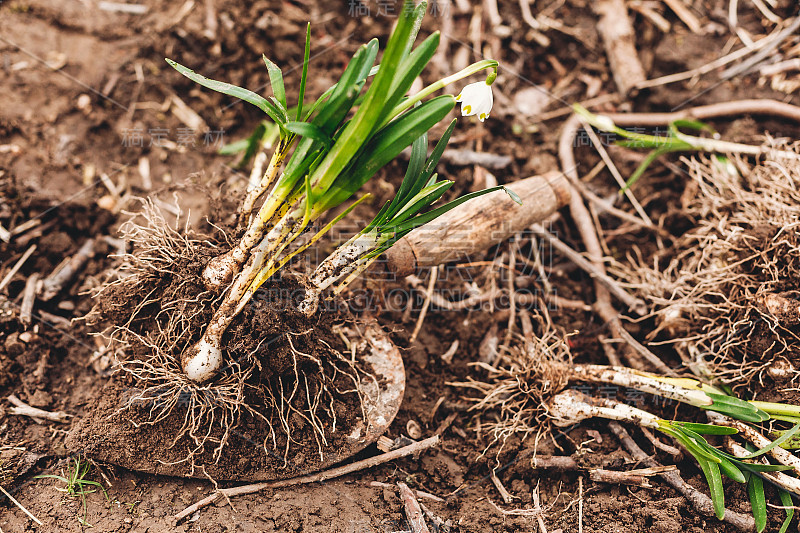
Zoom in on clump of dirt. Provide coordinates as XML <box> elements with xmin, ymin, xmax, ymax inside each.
<box><xmin>67</xmin><ymin>200</ymin><xmax>373</xmax><ymax>479</ymax></box>
<box><xmin>616</xmin><ymin>143</ymin><xmax>800</xmax><ymax>396</ymax></box>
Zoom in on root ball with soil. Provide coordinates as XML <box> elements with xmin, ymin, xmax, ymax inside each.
<box><xmin>78</xmin><ymin>2</ymin><xmax>515</xmax><ymax>474</ymax></box>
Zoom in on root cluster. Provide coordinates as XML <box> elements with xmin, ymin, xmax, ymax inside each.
<box><xmin>450</xmin><ymin>311</ymin><xmax>573</xmax><ymax>458</ymax></box>
<box><xmin>87</xmin><ymin>200</ymin><xmax>367</xmax><ymax>469</ymax></box>
<box><xmin>615</xmin><ymin>141</ymin><xmax>800</xmax><ymax>390</ymax></box>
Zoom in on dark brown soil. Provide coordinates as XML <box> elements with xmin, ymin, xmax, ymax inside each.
<box><xmin>67</xmin><ymin>268</ymin><xmax>368</xmax><ymax>481</ymax></box>
<box><xmin>2</xmin><ymin>0</ymin><xmax>800</xmax><ymax>531</ymax></box>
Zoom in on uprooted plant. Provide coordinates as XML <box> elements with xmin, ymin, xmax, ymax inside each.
<box><xmin>88</xmin><ymin>1</ymin><xmax>518</xmax><ymax>467</ymax></box>
<box><xmin>453</xmin><ymin>309</ymin><xmax>800</xmax><ymax>530</ymax></box>
<box><xmin>455</xmin><ymin>117</ymin><xmax>800</xmax><ymax>529</ymax></box>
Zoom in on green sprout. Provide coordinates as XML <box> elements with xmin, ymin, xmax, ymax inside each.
<box><xmin>165</xmin><ymin>2</ymin><xmax>511</xmax><ymax>382</ymax></box>
<box><xmin>571</xmin><ymin>104</ymin><xmax>800</xmax><ymax>192</ymax></box>
<box><xmin>656</xmin><ymin>420</ymin><xmax>797</xmax><ymax>526</ymax></box>
<box><xmin>218</xmin><ymin>120</ymin><xmax>281</xmax><ymax>169</ymax></box>
<box><xmin>35</xmin><ymin>455</ymin><xmax>108</xmax><ymax>528</ymax></box>
<box><xmin>551</xmin><ymin>366</ymin><xmax>800</xmax><ymax>530</ymax></box>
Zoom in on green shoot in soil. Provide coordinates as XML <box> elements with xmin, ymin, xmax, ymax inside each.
<box><xmin>35</xmin><ymin>455</ymin><xmax>108</xmax><ymax>528</ymax></box>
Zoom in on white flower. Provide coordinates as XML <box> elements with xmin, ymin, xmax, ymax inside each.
<box><xmin>456</xmin><ymin>81</ymin><xmax>493</xmax><ymax>122</ymax></box>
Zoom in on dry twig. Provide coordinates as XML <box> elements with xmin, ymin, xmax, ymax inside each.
<box><xmin>660</xmin><ymin>0</ymin><xmax>702</xmax><ymax>33</ymax></box>
<box><xmin>398</xmin><ymin>481</ymin><xmax>432</xmax><ymax>533</ymax></box>
<box><xmin>0</xmin><ymin>484</ymin><xmax>42</xmax><ymax>526</ymax></box>
<box><xmin>0</xmin><ymin>245</ymin><xmax>36</xmax><ymax>292</ymax></box>
<box><xmin>410</xmin><ymin>266</ymin><xmax>437</xmax><ymax>344</ymax></box>
<box><xmin>174</xmin><ymin>435</ymin><xmax>440</xmax><ymax>521</ymax></box>
<box><xmin>7</xmin><ymin>395</ymin><xmax>70</xmax><ymax>423</ymax></box>
<box><xmin>531</xmin><ymin>224</ymin><xmax>647</xmax><ymax>316</ymax></box>
<box><xmin>19</xmin><ymin>273</ymin><xmax>38</xmax><ymax>325</ymax></box>
<box><xmin>593</xmin><ymin>0</ymin><xmax>646</xmax><ymax>95</ymax></box>
<box><xmin>40</xmin><ymin>239</ymin><xmax>95</xmax><ymax>301</ymax></box>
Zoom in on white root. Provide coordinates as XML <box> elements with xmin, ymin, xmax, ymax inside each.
<box><xmin>181</xmin><ymin>337</ymin><xmax>224</xmax><ymax>382</ymax></box>
<box><xmin>200</xmin><ymin>195</ymin><xmax>289</xmax><ymax>290</ymax></box>
<box><xmin>548</xmin><ymin>389</ymin><xmax>661</xmax><ymax>429</ymax></box>
<box><xmin>182</xmin><ymin>210</ymin><xmax>302</xmax><ymax>381</ymax></box>
<box><xmin>299</xmin><ymin>232</ymin><xmax>382</xmax><ymax>316</ymax></box>
<box><xmin>570</xmin><ymin>364</ymin><xmax>716</xmax><ymax>408</ymax></box>
<box><xmin>724</xmin><ymin>439</ymin><xmax>800</xmax><ymax>496</ymax></box>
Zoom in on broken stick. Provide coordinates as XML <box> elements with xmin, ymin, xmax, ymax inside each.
<box><xmin>609</xmin><ymin>422</ymin><xmax>754</xmax><ymax>531</ymax></box>
<box><xmin>7</xmin><ymin>395</ymin><xmax>70</xmax><ymax>423</ymax></box>
<box><xmin>175</xmin><ymin>435</ymin><xmax>440</xmax><ymax>521</ymax></box>
<box><xmin>40</xmin><ymin>239</ymin><xmax>95</xmax><ymax>301</ymax></box>
<box><xmin>593</xmin><ymin>0</ymin><xmax>647</xmax><ymax>96</ymax></box>
<box><xmin>398</xmin><ymin>481</ymin><xmax>432</xmax><ymax>533</ymax></box>
<box><xmin>385</xmin><ymin>172</ymin><xmax>570</xmax><ymax>277</ymax></box>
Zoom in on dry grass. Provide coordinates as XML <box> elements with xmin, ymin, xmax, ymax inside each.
<box><xmin>613</xmin><ymin>140</ymin><xmax>800</xmax><ymax>390</ymax></box>
<box><xmin>449</xmin><ymin>309</ymin><xmax>573</xmax><ymax>459</ymax></box>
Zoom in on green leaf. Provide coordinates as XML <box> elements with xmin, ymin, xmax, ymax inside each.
<box><xmin>283</xmin><ymin>121</ymin><xmax>333</xmax><ymax>148</ymax></box>
<box><xmin>734</xmin><ymin>423</ymin><xmax>800</xmax><ymax>460</ymax></box>
<box><xmin>303</xmin><ymin>64</ymin><xmax>379</xmax><ymax>122</ymax></box>
<box><xmin>747</xmin><ymin>473</ymin><xmax>767</xmax><ymax>532</ymax></box>
<box><xmin>315</xmin><ymin>40</ymin><xmax>379</xmax><ymax>134</ymax></box>
<box><xmin>297</xmin><ymin>23</ymin><xmax>311</xmax><ymax>121</ymax></box>
<box><xmin>770</xmin><ymin>429</ymin><xmax>800</xmax><ymax>449</ymax></box>
<box><xmin>704</xmin><ymin>393</ymin><xmax>770</xmax><ymax>423</ymax></box>
<box><xmin>263</xmin><ymin>54</ymin><xmax>286</xmax><ymax>109</ymax></box>
<box><xmin>386</xmin><ymin>185</ymin><xmax>519</xmax><ymax>236</ymax></box>
<box><xmin>697</xmin><ymin>457</ymin><xmax>726</xmax><ymax>520</ymax></box>
<box><xmin>767</xmin><ymin>414</ymin><xmax>800</xmax><ymax>426</ymax></box>
<box><xmin>778</xmin><ymin>490</ymin><xmax>795</xmax><ymax>533</ymax></box>
<box><xmin>313</xmin><ymin>95</ymin><xmax>456</xmax><ymax>213</ymax></box>
<box><xmin>302</xmin><ymin>174</ymin><xmax>313</xmax><ymax>227</ymax></box>
<box><xmin>388</xmin><ymin>181</ymin><xmax>454</xmax><ymax>227</ymax></box>
<box><xmin>735</xmin><ymin>461</ymin><xmax>795</xmax><ymax>473</ymax></box>
<box><xmin>718</xmin><ymin>455</ymin><xmax>747</xmax><ymax>483</ymax></box>
<box><xmin>671</xmin><ymin>422</ymin><xmax>738</xmax><ymax>436</ymax></box>
<box><xmin>218</xmin><ymin>121</ymin><xmax>264</xmax><ymax>165</ymax></box>
<box><xmin>403</xmin><ymin>1</ymin><xmax>428</xmax><ymax>58</ymax></box>
<box><xmin>166</xmin><ymin>58</ymin><xmax>286</xmax><ymax>126</ymax></box>
<box><xmin>670</xmin><ymin>118</ymin><xmax>716</xmax><ymax>135</ymax></box>
<box><xmin>376</xmin><ymin>31</ymin><xmax>440</xmax><ymax>128</ymax></box>
<box><xmin>616</xmin><ymin>138</ymin><xmax>688</xmax><ymax>150</ymax></box>
<box><xmin>674</xmin><ymin>425</ymin><xmax>744</xmax><ymax>482</ymax></box>
<box><xmin>309</xmin><ymin>2</ymin><xmax>421</xmax><ymax>192</ymax></box>
<box><xmin>281</xmin><ymin>40</ymin><xmax>379</xmax><ymax>189</ymax></box>
<box><xmin>658</xmin><ymin>425</ymin><xmax>721</xmax><ymax>464</ymax></box>
<box><xmin>218</xmin><ymin>121</ymin><xmax>280</xmax><ymax>168</ymax></box>
<box><xmin>370</xmin><ymin>130</ymin><xmax>430</xmax><ymax>230</ymax></box>
<box><xmin>621</xmin><ymin>145</ymin><xmax>683</xmax><ymax>193</ymax></box>
<box><xmin>218</xmin><ymin>138</ymin><xmax>250</xmax><ymax>156</ymax></box>
<box><xmin>360</xmin><ymin>118</ymin><xmax>461</xmax><ymax>230</ymax></box>
<box><xmin>750</xmin><ymin>400</ymin><xmax>800</xmax><ymax>421</ymax></box>
<box><xmin>418</xmin><ymin>118</ymin><xmax>457</xmax><ymax>186</ymax></box>
<box><xmin>504</xmin><ymin>187</ymin><xmax>523</xmax><ymax>205</ymax></box>
<box><xmin>404</xmin><ymin>130</ymin><xmax>429</xmax><ymax>197</ymax></box>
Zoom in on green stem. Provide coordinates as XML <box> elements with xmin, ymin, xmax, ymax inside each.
<box><xmin>379</xmin><ymin>59</ymin><xmax>498</xmax><ymax>129</ymax></box>
<box><xmin>750</xmin><ymin>401</ymin><xmax>800</xmax><ymax>420</ymax></box>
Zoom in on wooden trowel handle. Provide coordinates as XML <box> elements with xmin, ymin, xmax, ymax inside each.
<box><xmin>384</xmin><ymin>171</ymin><xmax>570</xmax><ymax>277</ymax></box>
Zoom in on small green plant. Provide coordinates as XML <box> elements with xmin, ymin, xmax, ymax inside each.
<box><xmin>35</xmin><ymin>455</ymin><xmax>108</xmax><ymax>527</ymax></box>
<box><xmin>550</xmin><ymin>365</ymin><xmax>800</xmax><ymax>531</ymax></box>
<box><xmin>572</xmin><ymin>104</ymin><xmax>800</xmax><ymax>192</ymax></box>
